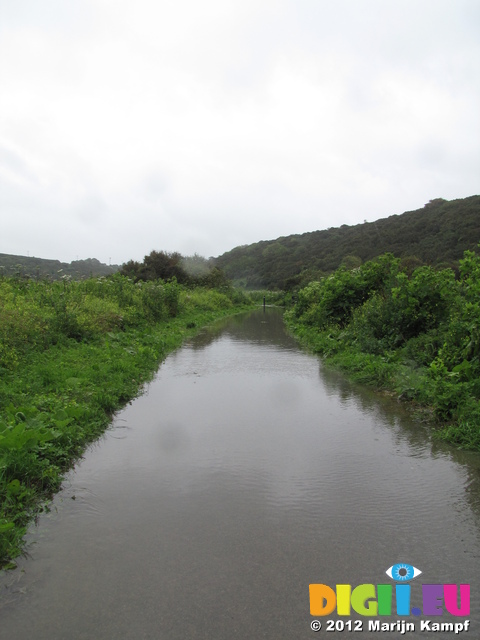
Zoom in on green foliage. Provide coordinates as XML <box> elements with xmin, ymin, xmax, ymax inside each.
<box><xmin>286</xmin><ymin>246</ymin><xmax>480</xmax><ymax>451</ymax></box>
<box><xmin>434</xmin><ymin>412</ymin><xmax>480</xmax><ymax>450</ymax></box>
<box><xmin>243</xmin><ymin>290</ymin><xmax>288</xmax><ymax>305</ymax></box>
<box><xmin>0</xmin><ymin>274</ymin><xmax>186</xmax><ymax>364</ymax></box>
<box><xmin>290</xmin><ymin>253</ymin><xmax>400</xmax><ymax>328</ymax></box>
<box><xmin>0</xmin><ymin>413</ymin><xmax>58</xmax><ymax>453</ymax></box>
<box><xmin>120</xmin><ymin>250</ymin><xmax>231</xmax><ymax>290</ymax></box>
<box><xmin>350</xmin><ymin>266</ymin><xmax>455</xmax><ymax>352</ymax></box>
<box><xmin>139</xmin><ymin>250</ymin><xmax>188</xmax><ymax>283</ymax></box>
<box><xmin>0</xmin><ymin>254</ymin><xmax>119</xmax><ymax>280</ymax></box>
<box><xmin>438</xmin><ymin>249</ymin><xmax>480</xmax><ymax>369</ymax></box>
<box><xmin>216</xmin><ymin>195</ymin><xmax>480</xmax><ymax>290</ymax></box>
<box><xmin>0</xmin><ymin>273</ymin><xmax>254</xmax><ymax>568</ymax></box>
<box><xmin>180</xmin><ymin>288</ymin><xmax>233</xmax><ymax>312</ymax></box>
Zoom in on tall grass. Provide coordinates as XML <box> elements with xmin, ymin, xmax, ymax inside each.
<box><xmin>0</xmin><ymin>274</ymin><xmax>253</xmax><ymax>568</ymax></box>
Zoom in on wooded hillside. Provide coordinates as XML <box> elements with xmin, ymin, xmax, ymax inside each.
<box><xmin>0</xmin><ymin>254</ymin><xmax>119</xmax><ymax>280</ymax></box>
<box><xmin>215</xmin><ymin>196</ymin><xmax>480</xmax><ymax>290</ymax></box>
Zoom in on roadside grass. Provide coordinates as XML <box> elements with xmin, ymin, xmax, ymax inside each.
<box><xmin>285</xmin><ymin>249</ymin><xmax>480</xmax><ymax>452</ymax></box>
<box><xmin>0</xmin><ymin>275</ymin><xmax>255</xmax><ymax>568</ymax></box>
<box><xmin>286</xmin><ymin>320</ymin><xmax>480</xmax><ymax>452</ymax></box>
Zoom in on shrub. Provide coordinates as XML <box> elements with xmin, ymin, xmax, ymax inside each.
<box><xmin>180</xmin><ymin>288</ymin><xmax>232</xmax><ymax>312</ymax></box>
<box><xmin>291</xmin><ymin>253</ymin><xmax>400</xmax><ymax>328</ymax></box>
<box><xmin>74</xmin><ymin>296</ymin><xmax>123</xmax><ymax>335</ymax></box>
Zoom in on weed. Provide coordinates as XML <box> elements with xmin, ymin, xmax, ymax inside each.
<box><xmin>0</xmin><ymin>274</ymin><xmax>255</xmax><ymax>568</ymax></box>
<box><xmin>286</xmin><ymin>247</ymin><xmax>480</xmax><ymax>452</ymax></box>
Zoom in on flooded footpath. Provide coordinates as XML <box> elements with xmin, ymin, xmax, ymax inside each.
<box><xmin>0</xmin><ymin>308</ymin><xmax>479</xmax><ymax>639</ymax></box>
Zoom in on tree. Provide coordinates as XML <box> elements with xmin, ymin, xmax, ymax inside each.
<box><xmin>121</xmin><ymin>251</ymin><xmax>190</xmax><ymax>283</ymax></box>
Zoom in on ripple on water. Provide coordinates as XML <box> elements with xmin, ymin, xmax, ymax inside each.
<box><xmin>1</xmin><ymin>308</ymin><xmax>479</xmax><ymax>640</ymax></box>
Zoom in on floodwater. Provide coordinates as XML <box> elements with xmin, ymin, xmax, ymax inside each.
<box><xmin>0</xmin><ymin>308</ymin><xmax>479</xmax><ymax>639</ymax></box>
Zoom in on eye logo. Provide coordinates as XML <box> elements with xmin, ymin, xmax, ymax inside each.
<box><xmin>310</xmin><ymin>562</ymin><xmax>470</xmax><ymax>618</ymax></box>
<box><xmin>386</xmin><ymin>563</ymin><xmax>422</xmax><ymax>582</ymax></box>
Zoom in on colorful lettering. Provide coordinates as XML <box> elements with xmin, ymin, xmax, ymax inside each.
<box><xmin>444</xmin><ymin>584</ymin><xmax>470</xmax><ymax>616</ymax></box>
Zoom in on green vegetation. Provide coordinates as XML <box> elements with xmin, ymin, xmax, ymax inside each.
<box><xmin>6</xmin><ymin>196</ymin><xmax>479</xmax><ymax>291</ymax></box>
<box><xmin>120</xmin><ymin>250</ymin><xmax>232</xmax><ymax>289</ymax></box>
<box><xmin>0</xmin><ymin>273</ymin><xmax>254</xmax><ymax>568</ymax></box>
<box><xmin>0</xmin><ymin>254</ymin><xmax>119</xmax><ymax>281</ymax></box>
<box><xmin>216</xmin><ymin>195</ymin><xmax>480</xmax><ymax>290</ymax></box>
<box><xmin>285</xmin><ymin>247</ymin><xmax>480</xmax><ymax>451</ymax></box>
<box><xmin>2</xmin><ymin>197</ymin><xmax>479</xmax><ymax>567</ymax></box>
<box><xmin>241</xmin><ymin>289</ymin><xmax>288</xmax><ymax>306</ymax></box>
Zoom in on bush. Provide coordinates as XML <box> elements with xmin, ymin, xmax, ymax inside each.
<box><xmin>291</xmin><ymin>254</ymin><xmax>400</xmax><ymax>328</ymax></box>
<box><xmin>286</xmin><ymin>246</ymin><xmax>480</xmax><ymax>450</ymax></box>
<box><xmin>180</xmin><ymin>288</ymin><xmax>233</xmax><ymax>312</ymax></box>
<box><xmin>74</xmin><ymin>296</ymin><xmax>124</xmax><ymax>335</ymax></box>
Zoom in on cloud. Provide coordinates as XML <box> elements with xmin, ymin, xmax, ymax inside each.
<box><xmin>0</xmin><ymin>0</ymin><xmax>479</xmax><ymax>264</ymax></box>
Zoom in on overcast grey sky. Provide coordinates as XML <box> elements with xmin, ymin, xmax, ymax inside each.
<box><xmin>1</xmin><ymin>0</ymin><xmax>479</xmax><ymax>265</ymax></box>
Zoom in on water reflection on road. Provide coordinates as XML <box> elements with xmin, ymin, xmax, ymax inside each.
<box><xmin>1</xmin><ymin>308</ymin><xmax>479</xmax><ymax>639</ymax></box>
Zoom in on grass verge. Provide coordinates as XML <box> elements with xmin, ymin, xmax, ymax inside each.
<box><xmin>0</xmin><ymin>285</ymin><xmax>255</xmax><ymax>569</ymax></box>
<box><xmin>285</xmin><ymin>322</ymin><xmax>480</xmax><ymax>452</ymax></box>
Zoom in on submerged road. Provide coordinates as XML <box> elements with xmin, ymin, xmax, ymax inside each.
<box><xmin>1</xmin><ymin>308</ymin><xmax>479</xmax><ymax>639</ymax></box>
